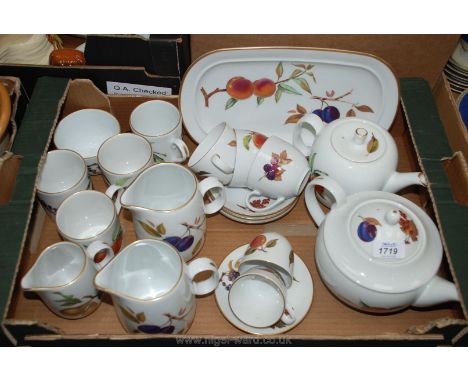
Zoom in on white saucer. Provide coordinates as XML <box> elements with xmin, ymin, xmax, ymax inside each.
<box><xmin>220</xmin><ymin>186</ymin><xmax>298</xmax><ymax>224</ymax></box>
<box><xmin>215</xmin><ymin>243</ymin><xmax>313</xmax><ymax>335</ymax></box>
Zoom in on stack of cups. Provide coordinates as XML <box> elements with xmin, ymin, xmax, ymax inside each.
<box><xmin>227</xmin><ymin>232</ymin><xmax>296</xmax><ymax>328</ymax></box>
<box><xmin>188</xmin><ymin>124</ymin><xmax>311</xmax><ymax>213</ymax></box>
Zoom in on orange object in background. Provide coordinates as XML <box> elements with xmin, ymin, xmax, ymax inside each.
<box><xmin>49</xmin><ymin>48</ymin><xmax>85</xmax><ymax>66</ymax></box>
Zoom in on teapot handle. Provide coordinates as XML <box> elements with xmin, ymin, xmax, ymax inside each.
<box><xmin>293</xmin><ymin>114</ymin><xmax>324</xmax><ymax>156</ymax></box>
<box><xmin>304</xmin><ymin>175</ymin><xmax>347</xmax><ymax>226</ymax></box>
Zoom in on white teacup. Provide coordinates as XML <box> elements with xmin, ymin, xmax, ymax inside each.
<box><xmin>56</xmin><ymin>190</ymin><xmax>123</xmax><ymax>270</ymax></box>
<box><xmin>245</xmin><ymin>136</ymin><xmax>310</xmax><ymax>212</ymax></box>
<box><xmin>228</xmin><ymin>129</ymin><xmax>268</xmax><ymax>188</ymax></box>
<box><xmin>98</xmin><ymin>133</ymin><xmax>153</xmax><ymax>199</ymax></box>
<box><xmin>228</xmin><ymin>267</ymin><xmax>295</xmax><ymax>328</ymax></box>
<box><xmin>21</xmin><ymin>241</ymin><xmax>102</xmax><ymax>319</ymax></box>
<box><xmin>130</xmin><ymin>100</ymin><xmax>189</xmax><ymax>163</ymax></box>
<box><xmin>188</xmin><ymin>122</ymin><xmax>236</xmax><ymax>185</ymax></box>
<box><xmin>37</xmin><ymin>149</ymin><xmax>91</xmax><ymax>220</ymax></box>
<box><xmin>53</xmin><ymin>109</ymin><xmax>121</xmax><ymax>175</ymax></box>
<box><xmin>237</xmin><ymin>232</ymin><xmax>294</xmax><ymax>288</ymax></box>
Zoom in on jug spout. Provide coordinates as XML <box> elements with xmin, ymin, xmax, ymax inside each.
<box><xmin>413</xmin><ymin>276</ymin><xmax>460</xmax><ymax>308</ymax></box>
<box><xmin>21</xmin><ymin>268</ymin><xmax>39</xmax><ymax>291</ymax></box>
<box><xmin>383</xmin><ymin>171</ymin><xmax>427</xmax><ymax>193</ymax></box>
<box><xmin>94</xmin><ymin>261</ymin><xmax>115</xmax><ymax>293</ymax></box>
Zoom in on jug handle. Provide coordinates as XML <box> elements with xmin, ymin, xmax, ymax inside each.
<box><xmin>186</xmin><ymin>257</ymin><xmax>219</xmax><ymax>295</ymax></box>
<box><xmin>172</xmin><ymin>138</ymin><xmax>190</xmax><ymax>162</ymax></box>
<box><xmin>199</xmin><ymin>176</ymin><xmax>226</xmax><ymax>215</ymax></box>
<box><xmin>105</xmin><ymin>184</ymin><xmax>123</xmax><ymax>214</ymax></box>
<box><xmin>304</xmin><ymin>175</ymin><xmax>347</xmax><ymax>226</ymax></box>
<box><xmin>87</xmin><ymin>241</ymin><xmax>115</xmax><ymax>271</ymax></box>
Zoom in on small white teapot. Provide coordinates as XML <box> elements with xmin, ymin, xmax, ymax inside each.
<box><xmin>305</xmin><ymin>175</ymin><xmax>460</xmax><ymax>313</ymax></box>
<box><xmin>293</xmin><ymin>116</ymin><xmax>426</xmax><ymax>206</ymax></box>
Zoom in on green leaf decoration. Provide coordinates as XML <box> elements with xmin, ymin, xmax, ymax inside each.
<box><xmin>112</xmin><ymin>225</ymin><xmax>122</xmax><ymax>241</ymax></box>
<box><xmin>243</xmin><ymin>134</ymin><xmax>252</xmax><ymax>150</ymax></box>
<box><xmin>355</xmin><ymin>104</ymin><xmax>374</xmax><ymax>113</ymax></box>
<box><xmin>290</xmin><ymin>68</ymin><xmax>303</xmax><ymax>78</ymax></box>
<box><xmin>278</xmin><ymin>83</ymin><xmax>302</xmax><ymax>96</ymax></box>
<box><xmin>225</xmin><ymin>97</ymin><xmax>238</xmax><ymax>110</ymax></box>
<box><xmin>138</xmin><ymin>220</ymin><xmax>161</xmax><ymax>237</ymax></box>
<box><xmin>157</xmin><ymin>223</ymin><xmax>166</xmax><ymax>235</ymax></box>
<box><xmin>275</xmin><ymin>88</ymin><xmax>283</xmax><ymax>103</ymax></box>
<box><xmin>53</xmin><ymin>292</ymin><xmax>82</xmax><ymax>306</ymax></box>
<box><xmin>296</xmin><ymin>104</ymin><xmax>307</xmax><ymax>114</ymax></box>
<box><xmin>367</xmin><ymin>134</ymin><xmax>379</xmax><ymax>154</ymax></box>
<box><xmin>293</xmin><ymin>78</ymin><xmax>312</xmax><ymax>94</ymax></box>
<box><xmin>153</xmin><ymin>153</ymin><xmax>166</xmax><ymax>164</ymax></box>
<box><xmin>257</xmin><ymin>96</ymin><xmax>265</xmax><ymax>106</ymax></box>
<box><xmin>284</xmin><ymin>114</ymin><xmax>304</xmax><ymax>125</ymax></box>
<box><xmin>244</xmin><ymin>247</ymin><xmax>256</xmax><ymax>256</ymax></box>
<box><xmin>276</xmin><ymin>62</ymin><xmax>283</xmax><ymax>80</ymax></box>
<box><xmin>265</xmin><ymin>239</ymin><xmax>278</xmax><ymax>248</ymax></box>
<box><xmin>119</xmin><ymin>305</ymin><xmax>140</xmax><ymax>324</ymax></box>
<box><xmin>136</xmin><ymin>312</ymin><xmax>146</xmax><ymax>323</ymax></box>
<box><xmin>196</xmin><ymin>170</ymin><xmax>212</xmax><ymax>177</ymax></box>
<box><xmin>115</xmin><ymin>177</ymin><xmax>130</xmax><ymax>187</ymax></box>
<box><xmin>289</xmin><ymin>250</ymin><xmax>294</xmax><ymax>265</ymax></box>
<box><xmin>307</xmin><ymin>71</ymin><xmax>317</xmax><ymax>83</ymax></box>
<box><xmin>308</xmin><ymin>153</ymin><xmax>317</xmax><ymax>171</ymax></box>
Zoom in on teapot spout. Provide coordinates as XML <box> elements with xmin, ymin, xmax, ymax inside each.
<box><xmin>382</xmin><ymin>171</ymin><xmax>427</xmax><ymax>193</ymax></box>
<box><xmin>413</xmin><ymin>276</ymin><xmax>459</xmax><ymax>308</ymax></box>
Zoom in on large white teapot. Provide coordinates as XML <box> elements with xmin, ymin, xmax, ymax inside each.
<box><xmin>294</xmin><ymin>116</ymin><xmax>426</xmax><ymax>206</ymax></box>
<box><xmin>305</xmin><ymin>175</ymin><xmax>459</xmax><ymax>313</ymax></box>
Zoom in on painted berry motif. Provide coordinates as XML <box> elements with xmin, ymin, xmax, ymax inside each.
<box><xmin>357</xmin><ymin>216</ymin><xmax>381</xmax><ymax>242</ymax></box>
<box><xmin>219</xmin><ymin>259</ymin><xmax>241</xmax><ymax>292</ymax></box>
<box><xmin>261</xmin><ymin>150</ymin><xmax>292</xmax><ymax>181</ymax></box>
<box><xmin>399</xmin><ymin>210</ymin><xmax>418</xmax><ymax>244</ymax></box>
<box><xmin>244</xmin><ymin>234</ymin><xmax>278</xmax><ymax>256</ymax></box>
<box><xmin>118</xmin><ymin>305</ymin><xmax>191</xmax><ymax>334</ymax></box>
<box><xmin>242</xmin><ymin>132</ymin><xmax>268</xmax><ymax>150</ymax></box>
<box><xmin>137</xmin><ymin>216</ymin><xmax>205</xmax><ymax>253</ymax></box>
<box><xmin>250</xmin><ymin>198</ymin><xmax>270</xmax><ymax>209</ymax></box>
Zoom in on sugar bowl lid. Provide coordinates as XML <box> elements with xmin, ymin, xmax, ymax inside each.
<box><xmin>329</xmin><ymin>118</ymin><xmax>389</xmax><ymax>163</ymax></box>
<box><xmin>322</xmin><ymin>191</ymin><xmax>443</xmax><ymax>294</ymax></box>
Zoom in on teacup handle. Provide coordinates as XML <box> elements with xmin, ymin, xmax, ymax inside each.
<box><xmin>293</xmin><ymin>113</ymin><xmax>324</xmax><ymax>156</ymax></box>
<box><xmin>87</xmin><ymin>241</ymin><xmax>115</xmax><ymax>271</ymax></box>
<box><xmin>280</xmin><ymin>304</ymin><xmax>296</xmax><ymax>325</ymax></box>
<box><xmin>245</xmin><ymin>189</ymin><xmax>285</xmax><ymax>212</ymax></box>
<box><xmin>186</xmin><ymin>257</ymin><xmax>219</xmax><ymax>295</ymax></box>
<box><xmin>199</xmin><ymin>176</ymin><xmax>226</xmax><ymax>215</ymax></box>
<box><xmin>304</xmin><ymin>175</ymin><xmax>347</xmax><ymax>226</ymax></box>
<box><xmin>172</xmin><ymin>138</ymin><xmax>190</xmax><ymax>162</ymax></box>
<box><xmin>105</xmin><ymin>184</ymin><xmax>123</xmax><ymax>214</ymax></box>
<box><xmin>211</xmin><ymin>154</ymin><xmax>234</xmax><ymax>174</ymax></box>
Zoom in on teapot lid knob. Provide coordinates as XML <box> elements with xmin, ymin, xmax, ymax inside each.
<box><xmin>353</xmin><ymin>128</ymin><xmax>368</xmax><ymax>145</ymax></box>
<box><xmin>384</xmin><ymin>209</ymin><xmax>401</xmax><ymax>226</ymax></box>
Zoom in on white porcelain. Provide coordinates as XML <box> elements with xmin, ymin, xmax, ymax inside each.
<box><xmin>296</xmin><ymin>117</ymin><xmax>426</xmax><ymax>206</ymax></box>
<box><xmin>180</xmin><ymin>48</ymin><xmax>399</xmax><ymax>144</ymax></box>
<box><xmin>119</xmin><ymin>163</ymin><xmax>226</xmax><ymax>261</ymax></box>
<box><xmin>237</xmin><ymin>232</ymin><xmax>294</xmax><ymax>288</ymax></box>
<box><xmin>188</xmin><ymin>122</ymin><xmax>236</xmax><ymax>185</ymax></box>
<box><xmin>98</xmin><ymin>133</ymin><xmax>153</xmax><ymax>202</ymax></box>
<box><xmin>21</xmin><ymin>242</ymin><xmax>101</xmax><ymax>319</ymax></box>
<box><xmin>245</xmin><ymin>136</ymin><xmax>310</xmax><ymax>212</ymax></box>
<box><xmin>37</xmin><ymin>150</ymin><xmax>91</xmax><ymax>220</ymax></box>
<box><xmin>228</xmin><ymin>129</ymin><xmax>267</xmax><ymax>188</ymax></box>
<box><xmin>220</xmin><ymin>186</ymin><xmax>297</xmax><ymax>224</ymax></box>
<box><xmin>94</xmin><ymin>239</ymin><xmax>219</xmax><ymax>334</ymax></box>
<box><xmin>215</xmin><ymin>244</ymin><xmax>313</xmax><ymax>335</ymax></box>
<box><xmin>228</xmin><ymin>267</ymin><xmax>295</xmax><ymax>328</ymax></box>
<box><xmin>56</xmin><ymin>190</ymin><xmax>123</xmax><ymax>270</ymax></box>
<box><xmin>130</xmin><ymin>100</ymin><xmax>189</xmax><ymax>163</ymax></box>
<box><xmin>305</xmin><ymin>176</ymin><xmax>460</xmax><ymax>312</ymax></box>
<box><xmin>53</xmin><ymin>109</ymin><xmax>120</xmax><ymax>175</ymax></box>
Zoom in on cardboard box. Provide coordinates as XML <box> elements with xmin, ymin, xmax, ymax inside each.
<box><xmin>190</xmin><ymin>35</ymin><xmax>460</xmax><ymax>89</ymax></box>
<box><xmin>1</xmin><ymin>76</ymin><xmax>467</xmax><ymax>346</ymax></box>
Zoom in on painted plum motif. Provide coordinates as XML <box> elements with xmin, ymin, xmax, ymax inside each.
<box><xmin>357</xmin><ymin>216</ymin><xmax>381</xmax><ymax>242</ymax></box>
<box><xmin>137</xmin><ymin>216</ymin><xmax>205</xmax><ymax>254</ymax></box>
<box><xmin>261</xmin><ymin>150</ymin><xmax>292</xmax><ymax>181</ymax></box>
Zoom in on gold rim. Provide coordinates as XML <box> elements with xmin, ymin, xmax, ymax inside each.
<box><xmin>22</xmin><ymin>242</ymin><xmax>89</xmax><ymax>291</ymax></box>
<box><xmin>37</xmin><ymin>149</ymin><xmax>88</xmax><ymax>195</ymax></box>
<box><xmin>130</xmin><ymin>100</ymin><xmax>182</xmax><ymax>138</ymax></box>
<box><xmin>180</xmin><ymin>46</ymin><xmax>400</xmax><ymax>143</ymax></box>
<box><xmin>56</xmin><ymin>190</ymin><xmax>118</xmax><ymax>242</ymax></box>
<box><xmin>93</xmin><ymin>239</ymin><xmax>184</xmax><ymax>302</ymax></box>
<box><xmin>222</xmin><ymin>195</ymin><xmax>298</xmax><ymax>219</ymax></box>
<box><xmin>120</xmin><ymin>163</ymin><xmax>200</xmax><ymax>213</ymax></box>
<box><xmin>97</xmin><ymin>133</ymin><xmax>153</xmax><ymax>176</ymax></box>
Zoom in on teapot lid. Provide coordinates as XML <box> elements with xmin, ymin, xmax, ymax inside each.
<box><xmin>323</xmin><ymin>191</ymin><xmax>443</xmax><ymax>293</ymax></box>
<box><xmin>330</xmin><ymin>119</ymin><xmax>388</xmax><ymax>163</ymax></box>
